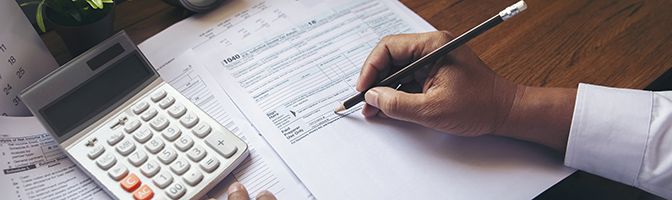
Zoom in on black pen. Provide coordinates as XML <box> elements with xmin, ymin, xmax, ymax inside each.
<box><xmin>335</xmin><ymin>1</ymin><xmax>528</xmax><ymax>113</ymax></box>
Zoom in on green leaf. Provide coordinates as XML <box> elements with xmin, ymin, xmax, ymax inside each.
<box><xmin>36</xmin><ymin>0</ymin><xmax>46</xmax><ymax>32</ymax></box>
<box><xmin>19</xmin><ymin>1</ymin><xmax>40</xmax><ymax>7</ymax></box>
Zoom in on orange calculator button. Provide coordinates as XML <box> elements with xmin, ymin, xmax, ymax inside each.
<box><xmin>133</xmin><ymin>185</ymin><xmax>154</xmax><ymax>200</ymax></box>
<box><xmin>121</xmin><ymin>173</ymin><xmax>141</xmax><ymax>192</ymax></box>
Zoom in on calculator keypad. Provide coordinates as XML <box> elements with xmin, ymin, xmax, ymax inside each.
<box><xmin>86</xmin><ymin>87</ymin><xmax>246</xmax><ymax>199</ymax></box>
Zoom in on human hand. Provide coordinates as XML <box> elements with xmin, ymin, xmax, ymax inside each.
<box><xmin>356</xmin><ymin>31</ymin><xmax>520</xmax><ymax>136</ymax></box>
<box><xmin>226</xmin><ymin>182</ymin><xmax>277</xmax><ymax>200</ymax></box>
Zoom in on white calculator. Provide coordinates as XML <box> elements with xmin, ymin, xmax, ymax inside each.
<box><xmin>20</xmin><ymin>32</ymin><xmax>249</xmax><ymax>200</ymax></box>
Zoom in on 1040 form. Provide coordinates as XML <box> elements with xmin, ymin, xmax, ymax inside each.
<box><xmin>20</xmin><ymin>32</ymin><xmax>249</xmax><ymax>200</ymax></box>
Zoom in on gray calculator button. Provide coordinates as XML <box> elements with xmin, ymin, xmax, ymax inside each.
<box><xmin>108</xmin><ymin>163</ymin><xmax>128</xmax><ymax>181</ymax></box>
<box><xmin>96</xmin><ymin>153</ymin><xmax>116</xmax><ymax>170</ymax></box>
<box><xmin>192</xmin><ymin>123</ymin><xmax>211</xmax><ymax>138</ymax></box>
<box><xmin>162</xmin><ymin>125</ymin><xmax>182</xmax><ymax>141</ymax></box>
<box><xmin>151</xmin><ymin>90</ymin><xmax>167</xmax><ymax>102</ymax></box>
<box><xmin>141</xmin><ymin>107</ymin><xmax>158</xmax><ymax>121</ymax></box>
<box><xmin>145</xmin><ymin>137</ymin><xmax>165</xmax><ymax>154</ymax></box>
<box><xmin>167</xmin><ymin>104</ymin><xmax>187</xmax><ymax>118</ymax></box>
<box><xmin>153</xmin><ymin>170</ymin><xmax>173</xmax><ymax>189</ymax></box>
<box><xmin>133</xmin><ymin>127</ymin><xmax>153</xmax><ymax>144</ymax></box>
<box><xmin>150</xmin><ymin>116</ymin><xmax>170</xmax><ymax>131</ymax></box>
<box><xmin>159</xmin><ymin>96</ymin><xmax>175</xmax><ymax>109</ymax></box>
<box><xmin>179</xmin><ymin>112</ymin><xmax>199</xmax><ymax>128</ymax></box>
<box><xmin>132</xmin><ymin>101</ymin><xmax>149</xmax><ymax>115</ymax></box>
<box><xmin>124</xmin><ymin>119</ymin><xmax>141</xmax><ymax>133</ymax></box>
<box><xmin>158</xmin><ymin>147</ymin><xmax>177</xmax><ymax>165</ymax></box>
<box><xmin>116</xmin><ymin>139</ymin><xmax>136</xmax><ymax>156</ymax></box>
<box><xmin>169</xmin><ymin>156</ymin><xmax>190</xmax><ymax>175</ymax></box>
<box><xmin>128</xmin><ymin>149</ymin><xmax>148</xmax><ymax>167</ymax></box>
<box><xmin>166</xmin><ymin>182</ymin><xmax>186</xmax><ymax>199</ymax></box>
<box><xmin>140</xmin><ymin>159</ymin><xmax>161</xmax><ymax>178</ymax></box>
<box><xmin>183</xmin><ymin>167</ymin><xmax>203</xmax><ymax>186</ymax></box>
<box><xmin>199</xmin><ymin>155</ymin><xmax>220</xmax><ymax>173</ymax></box>
<box><xmin>174</xmin><ymin>135</ymin><xmax>194</xmax><ymax>152</ymax></box>
<box><xmin>87</xmin><ymin>145</ymin><xmax>105</xmax><ymax>160</ymax></box>
<box><xmin>204</xmin><ymin>130</ymin><xmax>238</xmax><ymax>158</ymax></box>
<box><xmin>187</xmin><ymin>145</ymin><xmax>207</xmax><ymax>162</ymax></box>
<box><xmin>107</xmin><ymin>131</ymin><xmax>124</xmax><ymax>146</ymax></box>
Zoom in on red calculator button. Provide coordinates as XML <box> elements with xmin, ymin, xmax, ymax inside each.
<box><xmin>133</xmin><ymin>185</ymin><xmax>154</xmax><ymax>200</ymax></box>
<box><xmin>121</xmin><ymin>173</ymin><xmax>141</xmax><ymax>192</ymax></box>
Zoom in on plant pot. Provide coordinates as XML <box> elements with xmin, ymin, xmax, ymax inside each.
<box><xmin>44</xmin><ymin>3</ymin><xmax>115</xmax><ymax>56</ymax></box>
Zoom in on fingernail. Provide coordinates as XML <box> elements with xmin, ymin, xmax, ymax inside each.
<box><xmin>257</xmin><ymin>190</ymin><xmax>273</xmax><ymax>198</ymax></box>
<box><xmin>227</xmin><ymin>182</ymin><xmax>244</xmax><ymax>195</ymax></box>
<box><xmin>365</xmin><ymin>89</ymin><xmax>380</xmax><ymax>108</ymax></box>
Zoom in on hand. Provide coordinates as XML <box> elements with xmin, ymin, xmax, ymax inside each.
<box><xmin>226</xmin><ymin>182</ymin><xmax>277</xmax><ymax>200</ymax></box>
<box><xmin>357</xmin><ymin>31</ymin><xmax>519</xmax><ymax>136</ymax></box>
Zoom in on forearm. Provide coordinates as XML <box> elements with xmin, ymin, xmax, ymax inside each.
<box><xmin>494</xmin><ymin>86</ymin><xmax>577</xmax><ymax>152</ymax></box>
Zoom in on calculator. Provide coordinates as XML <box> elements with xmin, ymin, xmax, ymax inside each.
<box><xmin>20</xmin><ymin>31</ymin><xmax>249</xmax><ymax>200</ymax></box>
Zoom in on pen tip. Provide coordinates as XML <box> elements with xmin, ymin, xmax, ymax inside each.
<box><xmin>334</xmin><ymin>104</ymin><xmax>346</xmax><ymax>114</ymax></box>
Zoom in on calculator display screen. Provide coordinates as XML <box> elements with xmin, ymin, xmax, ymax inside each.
<box><xmin>41</xmin><ymin>53</ymin><xmax>152</xmax><ymax>137</ymax></box>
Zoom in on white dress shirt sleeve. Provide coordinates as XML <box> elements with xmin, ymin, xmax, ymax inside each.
<box><xmin>565</xmin><ymin>83</ymin><xmax>672</xmax><ymax>198</ymax></box>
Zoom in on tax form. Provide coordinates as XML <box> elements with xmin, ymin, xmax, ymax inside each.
<box><xmin>142</xmin><ymin>0</ymin><xmax>575</xmax><ymax>199</ymax></box>
<box><xmin>0</xmin><ymin>117</ymin><xmax>110</xmax><ymax>200</ymax></box>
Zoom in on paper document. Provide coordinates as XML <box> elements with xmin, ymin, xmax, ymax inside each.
<box><xmin>0</xmin><ymin>117</ymin><xmax>110</xmax><ymax>200</ymax></box>
<box><xmin>142</xmin><ymin>0</ymin><xmax>575</xmax><ymax>199</ymax></box>
<box><xmin>0</xmin><ymin>1</ymin><xmax>58</xmax><ymax>116</ymax></box>
<box><xmin>150</xmin><ymin>51</ymin><xmax>312</xmax><ymax>199</ymax></box>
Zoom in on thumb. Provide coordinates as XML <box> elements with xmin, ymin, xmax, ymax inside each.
<box><xmin>364</xmin><ymin>87</ymin><xmax>426</xmax><ymax>121</ymax></box>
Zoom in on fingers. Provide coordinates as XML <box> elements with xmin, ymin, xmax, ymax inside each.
<box><xmin>227</xmin><ymin>182</ymin><xmax>250</xmax><ymax>200</ymax></box>
<box><xmin>364</xmin><ymin>87</ymin><xmax>427</xmax><ymax>121</ymax></box>
<box><xmin>356</xmin><ymin>31</ymin><xmax>455</xmax><ymax>92</ymax></box>
<box><xmin>255</xmin><ymin>191</ymin><xmax>277</xmax><ymax>200</ymax></box>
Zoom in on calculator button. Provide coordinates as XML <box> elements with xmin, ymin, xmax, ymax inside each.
<box><xmin>132</xmin><ymin>101</ymin><xmax>150</xmax><ymax>115</ymax></box>
<box><xmin>87</xmin><ymin>145</ymin><xmax>105</xmax><ymax>160</ymax></box>
<box><xmin>159</xmin><ymin>96</ymin><xmax>175</xmax><ymax>109</ymax></box>
<box><xmin>153</xmin><ymin>170</ymin><xmax>173</xmax><ymax>189</ymax></box>
<box><xmin>167</xmin><ymin>104</ymin><xmax>187</xmax><ymax>118</ymax></box>
<box><xmin>162</xmin><ymin>125</ymin><xmax>182</xmax><ymax>141</ymax></box>
<box><xmin>140</xmin><ymin>107</ymin><xmax>158</xmax><ymax>121</ymax></box>
<box><xmin>124</xmin><ymin>119</ymin><xmax>141</xmax><ymax>133</ymax></box>
<box><xmin>166</xmin><ymin>182</ymin><xmax>186</xmax><ymax>199</ymax></box>
<box><xmin>121</xmin><ymin>173</ymin><xmax>141</xmax><ymax>192</ymax></box>
<box><xmin>151</xmin><ymin>90</ymin><xmax>167</xmax><ymax>102</ymax></box>
<box><xmin>97</xmin><ymin>153</ymin><xmax>117</xmax><ymax>170</ymax></box>
<box><xmin>145</xmin><ymin>137</ymin><xmax>165</xmax><ymax>154</ymax></box>
<box><xmin>192</xmin><ymin>123</ymin><xmax>212</xmax><ymax>138</ymax></box>
<box><xmin>107</xmin><ymin>131</ymin><xmax>125</xmax><ymax>146</ymax></box>
<box><xmin>187</xmin><ymin>145</ymin><xmax>207</xmax><ymax>162</ymax></box>
<box><xmin>116</xmin><ymin>139</ymin><xmax>136</xmax><ymax>156</ymax></box>
<box><xmin>158</xmin><ymin>147</ymin><xmax>177</xmax><ymax>165</ymax></box>
<box><xmin>128</xmin><ymin>149</ymin><xmax>149</xmax><ymax>167</ymax></box>
<box><xmin>133</xmin><ymin>185</ymin><xmax>154</xmax><ymax>200</ymax></box>
<box><xmin>175</xmin><ymin>135</ymin><xmax>194</xmax><ymax>152</ymax></box>
<box><xmin>150</xmin><ymin>116</ymin><xmax>170</xmax><ymax>131</ymax></box>
<box><xmin>180</xmin><ymin>112</ymin><xmax>199</xmax><ymax>128</ymax></box>
<box><xmin>205</xmin><ymin>131</ymin><xmax>238</xmax><ymax>158</ymax></box>
<box><xmin>140</xmin><ymin>160</ymin><xmax>161</xmax><ymax>178</ymax></box>
<box><xmin>200</xmin><ymin>155</ymin><xmax>220</xmax><ymax>173</ymax></box>
<box><xmin>108</xmin><ymin>163</ymin><xmax>129</xmax><ymax>181</ymax></box>
<box><xmin>169</xmin><ymin>156</ymin><xmax>191</xmax><ymax>175</ymax></box>
<box><xmin>183</xmin><ymin>167</ymin><xmax>203</xmax><ymax>186</ymax></box>
<box><xmin>133</xmin><ymin>127</ymin><xmax>153</xmax><ymax>144</ymax></box>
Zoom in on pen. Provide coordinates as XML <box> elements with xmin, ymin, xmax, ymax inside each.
<box><xmin>335</xmin><ymin>0</ymin><xmax>528</xmax><ymax>113</ymax></box>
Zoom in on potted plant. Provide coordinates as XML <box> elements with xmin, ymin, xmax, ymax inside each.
<box><xmin>22</xmin><ymin>0</ymin><xmax>115</xmax><ymax>55</ymax></box>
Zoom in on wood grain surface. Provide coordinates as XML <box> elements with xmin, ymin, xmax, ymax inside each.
<box><xmin>38</xmin><ymin>1</ymin><xmax>671</xmax><ymax>198</ymax></box>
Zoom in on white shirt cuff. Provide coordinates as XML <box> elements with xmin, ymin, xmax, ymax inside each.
<box><xmin>565</xmin><ymin>83</ymin><xmax>653</xmax><ymax>185</ymax></box>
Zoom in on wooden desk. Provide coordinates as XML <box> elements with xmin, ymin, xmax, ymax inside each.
<box><xmin>40</xmin><ymin>0</ymin><xmax>672</xmax><ymax>199</ymax></box>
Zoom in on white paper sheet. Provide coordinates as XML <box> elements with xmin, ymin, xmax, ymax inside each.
<box><xmin>0</xmin><ymin>117</ymin><xmax>111</xmax><ymax>200</ymax></box>
<box><xmin>0</xmin><ymin>1</ymin><xmax>58</xmax><ymax>116</ymax></box>
<box><xmin>149</xmin><ymin>50</ymin><xmax>312</xmax><ymax>200</ymax></box>
<box><xmin>142</xmin><ymin>0</ymin><xmax>575</xmax><ymax>199</ymax></box>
